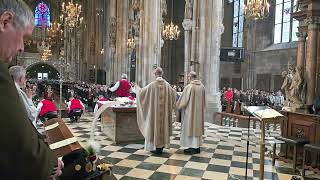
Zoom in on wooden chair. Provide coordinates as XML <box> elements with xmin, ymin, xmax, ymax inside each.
<box><xmin>273</xmin><ymin>136</ymin><xmax>309</xmax><ymax>172</ymax></box>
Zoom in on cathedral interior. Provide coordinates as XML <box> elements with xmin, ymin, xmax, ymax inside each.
<box><xmin>10</xmin><ymin>0</ymin><xmax>320</xmax><ymax>179</ymax></box>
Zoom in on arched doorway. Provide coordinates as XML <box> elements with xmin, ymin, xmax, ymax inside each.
<box><xmin>26</xmin><ymin>63</ymin><xmax>60</xmax><ymax>80</ymax></box>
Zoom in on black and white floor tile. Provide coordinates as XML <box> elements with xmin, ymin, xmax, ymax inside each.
<box><xmin>59</xmin><ymin>114</ymin><xmax>320</xmax><ymax>180</ymax></box>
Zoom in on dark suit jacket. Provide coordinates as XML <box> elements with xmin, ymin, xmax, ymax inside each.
<box><xmin>0</xmin><ymin>60</ymin><xmax>57</xmax><ymax>179</ymax></box>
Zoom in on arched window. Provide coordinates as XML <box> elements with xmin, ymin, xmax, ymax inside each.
<box><xmin>34</xmin><ymin>2</ymin><xmax>51</xmax><ymax>28</ymax></box>
<box><xmin>233</xmin><ymin>0</ymin><xmax>244</xmax><ymax>47</ymax></box>
<box><xmin>274</xmin><ymin>0</ymin><xmax>298</xmax><ymax>44</ymax></box>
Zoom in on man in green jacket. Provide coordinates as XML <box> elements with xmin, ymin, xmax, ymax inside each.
<box><xmin>0</xmin><ymin>0</ymin><xmax>63</xmax><ymax>179</ymax></box>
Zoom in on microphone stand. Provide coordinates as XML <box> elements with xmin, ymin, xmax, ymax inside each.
<box><xmin>245</xmin><ymin>94</ymin><xmax>253</xmax><ymax>180</ymax></box>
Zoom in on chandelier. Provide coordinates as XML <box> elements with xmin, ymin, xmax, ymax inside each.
<box><xmin>41</xmin><ymin>48</ymin><xmax>52</xmax><ymax>61</ymax></box>
<box><xmin>37</xmin><ymin>41</ymin><xmax>52</xmax><ymax>61</ymax></box>
<box><xmin>162</xmin><ymin>0</ymin><xmax>180</xmax><ymax>40</ymax></box>
<box><xmin>244</xmin><ymin>0</ymin><xmax>270</xmax><ymax>20</ymax></box>
<box><xmin>47</xmin><ymin>21</ymin><xmax>63</xmax><ymax>39</ymax></box>
<box><xmin>60</xmin><ymin>0</ymin><xmax>83</xmax><ymax>28</ymax></box>
<box><xmin>127</xmin><ymin>38</ymin><xmax>136</xmax><ymax>49</ymax></box>
<box><xmin>163</xmin><ymin>22</ymin><xmax>180</xmax><ymax>40</ymax></box>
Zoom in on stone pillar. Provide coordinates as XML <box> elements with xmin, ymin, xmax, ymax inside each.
<box><xmin>198</xmin><ymin>0</ymin><xmax>223</xmax><ymax>123</ymax></box>
<box><xmin>115</xmin><ymin>0</ymin><xmax>129</xmax><ymax>81</ymax></box>
<box><xmin>190</xmin><ymin>0</ymin><xmax>199</xmax><ymax>72</ymax></box>
<box><xmin>182</xmin><ymin>19</ymin><xmax>193</xmax><ymax>86</ymax></box>
<box><xmin>104</xmin><ymin>0</ymin><xmax>116</xmax><ymax>84</ymax></box>
<box><xmin>136</xmin><ymin>0</ymin><xmax>162</xmax><ymax>87</ymax></box>
<box><xmin>305</xmin><ymin>16</ymin><xmax>319</xmax><ymax>105</ymax></box>
<box><xmin>296</xmin><ymin>30</ymin><xmax>306</xmax><ymax>70</ymax></box>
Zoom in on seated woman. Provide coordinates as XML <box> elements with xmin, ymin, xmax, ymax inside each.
<box><xmin>67</xmin><ymin>95</ymin><xmax>85</xmax><ymax>122</ymax></box>
<box><xmin>36</xmin><ymin>96</ymin><xmax>58</xmax><ymax>122</ymax></box>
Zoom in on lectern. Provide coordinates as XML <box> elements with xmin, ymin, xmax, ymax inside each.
<box><xmin>244</xmin><ymin>106</ymin><xmax>285</xmax><ymax>180</ymax></box>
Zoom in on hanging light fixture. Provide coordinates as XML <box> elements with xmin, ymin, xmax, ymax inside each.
<box><xmin>127</xmin><ymin>37</ymin><xmax>136</xmax><ymax>49</ymax></box>
<box><xmin>60</xmin><ymin>0</ymin><xmax>83</xmax><ymax>28</ymax></box>
<box><xmin>47</xmin><ymin>21</ymin><xmax>63</xmax><ymax>38</ymax></box>
<box><xmin>244</xmin><ymin>0</ymin><xmax>270</xmax><ymax>20</ymax></box>
<box><xmin>162</xmin><ymin>0</ymin><xmax>180</xmax><ymax>40</ymax></box>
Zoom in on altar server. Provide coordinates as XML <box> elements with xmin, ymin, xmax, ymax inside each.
<box><xmin>177</xmin><ymin>71</ymin><xmax>206</xmax><ymax>154</ymax></box>
<box><xmin>109</xmin><ymin>74</ymin><xmax>134</xmax><ymax>97</ymax></box>
<box><xmin>137</xmin><ymin>67</ymin><xmax>176</xmax><ymax>154</ymax></box>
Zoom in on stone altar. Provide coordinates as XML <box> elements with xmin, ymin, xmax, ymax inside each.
<box><xmin>101</xmin><ymin>106</ymin><xmax>144</xmax><ymax>144</ymax></box>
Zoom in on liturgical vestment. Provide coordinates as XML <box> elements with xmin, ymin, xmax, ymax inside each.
<box><xmin>177</xmin><ymin>80</ymin><xmax>206</xmax><ymax>148</ymax></box>
<box><xmin>0</xmin><ymin>60</ymin><xmax>57</xmax><ymax>179</ymax></box>
<box><xmin>137</xmin><ymin>77</ymin><xmax>176</xmax><ymax>151</ymax></box>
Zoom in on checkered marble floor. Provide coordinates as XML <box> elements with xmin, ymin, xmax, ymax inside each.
<box><xmin>60</xmin><ymin>114</ymin><xmax>320</xmax><ymax>180</ymax></box>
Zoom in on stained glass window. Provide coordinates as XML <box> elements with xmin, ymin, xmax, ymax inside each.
<box><xmin>34</xmin><ymin>2</ymin><xmax>51</xmax><ymax>28</ymax></box>
<box><xmin>232</xmin><ymin>0</ymin><xmax>244</xmax><ymax>47</ymax></box>
<box><xmin>273</xmin><ymin>0</ymin><xmax>298</xmax><ymax>44</ymax></box>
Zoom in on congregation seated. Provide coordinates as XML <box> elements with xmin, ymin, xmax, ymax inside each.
<box><xmin>67</xmin><ymin>95</ymin><xmax>85</xmax><ymax>122</ymax></box>
<box><xmin>36</xmin><ymin>96</ymin><xmax>58</xmax><ymax>122</ymax></box>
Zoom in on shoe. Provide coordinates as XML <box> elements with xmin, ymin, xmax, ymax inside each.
<box><xmin>194</xmin><ymin>147</ymin><xmax>200</xmax><ymax>154</ymax></box>
<box><xmin>184</xmin><ymin>148</ymin><xmax>197</xmax><ymax>155</ymax></box>
<box><xmin>151</xmin><ymin>148</ymin><xmax>163</xmax><ymax>154</ymax></box>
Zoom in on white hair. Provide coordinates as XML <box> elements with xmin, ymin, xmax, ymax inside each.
<box><xmin>0</xmin><ymin>0</ymin><xmax>34</xmax><ymax>28</ymax></box>
<box><xmin>8</xmin><ymin>65</ymin><xmax>26</xmax><ymax>81</ymax></box>
<box><xmin>121</xmin><ymin>74</ymin><xmax>127</xmax><ymax>79</ymax></box>
<box><xmin>154</xmin><ymin>67</ymin><xmax>163</xmax><ymax>77</ymax></box>
<box><xmin>189</xmin><ymin>71</ymin><xmax>197</xmax><ymax>79</ymax></box>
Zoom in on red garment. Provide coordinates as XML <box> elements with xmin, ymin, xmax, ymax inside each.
<box><xmin>116</xmin><ymin>79</ymin><xmax>131</xmax><ymax>97</ymax></box>
<box><xmin>69</xmin><ymin>99</ymin><xmax>83</xmax><ymax>112</ymax></box>
<box><xmin>99</xmin><ymin>98</ymin><xmax>108</xmax><ymax>101</ymax></box>
<box><xmin>224</xmin><ymin>90</ymin><xmax>233</xmax><ymax>102</ymax></box>
<box><xmin>98</xmin><ymin>98</ymin><xmax>108</xmax><ymax>109</ymax></box>
<box><xmin>40</xmin><ymin>99</ymin><xmax>57</xmax><ymax>117</ymax></box>
<box><xmin>128</xmin><ymin>96</ymin><xmax>135</xmax><ymax>101</ymax></box>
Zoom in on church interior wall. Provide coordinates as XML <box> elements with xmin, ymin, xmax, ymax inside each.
<box><xmin>161</xmin><ymin>0</ymin><xmax>185</xmax><ymax>86</ymax></box>
<box><xmin>220</xmin><ymin>0</ymin><xmax>298</xmax><ymax>92</ymax></box>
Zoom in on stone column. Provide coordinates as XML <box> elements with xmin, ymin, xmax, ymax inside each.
<box><xmin>182</xmin><ymin>19</ymin><xmax>193</xmax><ymax>86</ymax></box>
<box><xmin>136</xmin><ymin>0</ymin><xmax>162</xmax><ymax>87</ymax></box>
<box><xmin>305</xmin><ymin>16</ymin><xmax>319</xmax><ymax>105</ymax></box>
<box><xmin>115</xmin><ymin>0</ymin><xmax>129</xmax><ymax>81</ymax></box>
<box><xmin>296</xmin><ymin>30</ymin><xmax>306</xmax><ymax>70</ymax></box>
<box><xmin>198</xmin><ymin>0</ymin><xmax>224</xmax><ymax>123</ymax></box>
<box><xmin>104</xmin><ymin>0</ymin><xmax>116</xmax><ymax>84</ymax></box>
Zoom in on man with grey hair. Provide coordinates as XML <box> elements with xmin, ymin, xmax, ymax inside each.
<box><xmin>137</xmin><ymin>67</ymin><xmax>176</xmax><ymax>154</ymax></box>
<box><xmin>109</xmin><ymin>73</ymin><xmax>134</xmax><ymax>97</ymax></box>
<box><xmin>177</xmin><ymin>71</ymin><xmax>206</xmax><ymax>154</ymax></box>
<box><xmin>0</xmin><ymin>0</ymin><xmax>62</xmax><ymax>179</ymax></box>
<box><xmin>9</xmin><ymin>65</ymin><xmax>38</xmax><ymax>126</ymax></box>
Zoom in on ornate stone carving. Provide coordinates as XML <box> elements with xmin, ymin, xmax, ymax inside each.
<box><xmin>133</xmin><ymin>0</ymin><xmax>140</xmax><ymax>11</ymax></box>
<box><xmin>109</xmin><ymin>17</ymin><xmax>117</xmax><ymax>47</ymax></box>
<box><xmin>282</xmin><ymin>66</ymin><xmax>305</xmax><ymax>108</ymax></box>
<box><xmin>161</xmin><ymin>0</ymin><xmax>167</xmax><ymax>16</ymax></box>
<box><xmin>133</xmin><ymin>13</ymin><xmax>140</xmax><ymax>37</ymax></box>
<box><xmin>296</xmin><ymin>128</ymin><xmax>305</xmax><ymax>138</ymax></box>
<box><xmin>304</xmin><ymin>16</ymin><xmax>320</xmax><ymax>26</ymax></box>
<box><xmin>182</xmin><ymin>19</ymin><xmax>193</xmax><ymax>31</ymax></box>
<box><xmin>184</xmin><ymin>0</ymin><xmax>193</xmax><ymax>19</ymax></box>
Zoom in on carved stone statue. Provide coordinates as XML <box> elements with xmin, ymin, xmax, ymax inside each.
<box><xmin>185</xmin><ymin>0</ymin><xmax>193</xmax><ymax>19</ymax></box>
<box><xmin>288</xmin><ymin>67</ymin><xmax>304</xmax><ymax>107</ymax></box>
<box><xmin>109</xmin><ymin>18</ymin><xmax>116</xmax><ymax>47</ymax></box>
<box><xmin>161</xmin><ymin>0</ymin><xmax>167</xmax><ymax>16</ymax></box>
<box><xmin>282</xmin><ymin>66</ymin><xmax>305</xmax><ymax>109</ymax></box>
<box><xmin>281</xmin><ymin>71</ymin><xmax>290</xmax><ymax>101</ymax></box>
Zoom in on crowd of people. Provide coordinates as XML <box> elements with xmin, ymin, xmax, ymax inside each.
<box><xmin>221</xmin><ymin>87</ymin><xmax>285</xmax><ymax>113</ymax></box>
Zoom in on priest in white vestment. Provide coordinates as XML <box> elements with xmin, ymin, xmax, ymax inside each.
<box><xmin>137</xmin><ymin>67</ymin><xmax>176</xmax><ymax>154</ymax></box>
<box><xmin>177</xmin><ymin>71</ymin><xmax>206</xmax><ymax>154</ymax></box>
